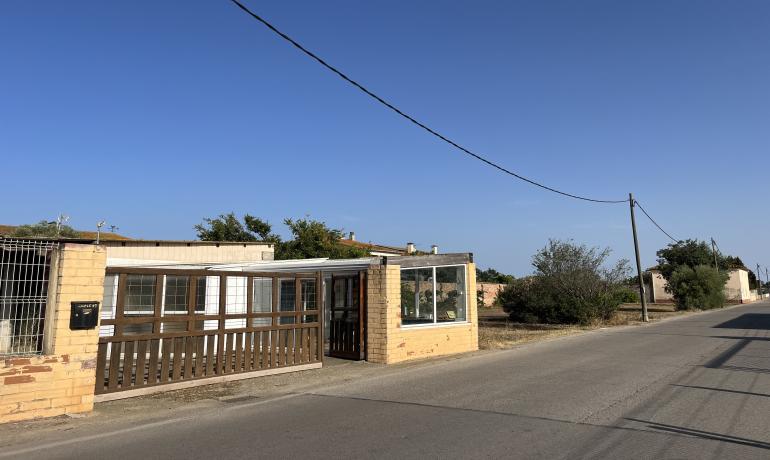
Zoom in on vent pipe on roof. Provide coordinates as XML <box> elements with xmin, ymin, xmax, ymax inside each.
<box><xmin>431</xmin><ymin>245</ymin><xmax>438</xmax><ymax>255</ymax></box>
<box><xmin>349</xmin><ymin>231</ymin><xmax>356</xmax><ymax>241</ymax></box>
<box><xmin>406</xmin><ymin>242</ymin><xmax>416</xmax><ymax>254</ymax></box>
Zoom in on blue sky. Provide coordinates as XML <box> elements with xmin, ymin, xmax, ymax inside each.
<box><xmin>2</xmin><ymin>1</ymin><xmax>768</xmax><ymax>276</ymax></box>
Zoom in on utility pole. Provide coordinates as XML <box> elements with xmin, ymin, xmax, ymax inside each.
<box><xmin>629</xmin><ymin>193</ymin><xmax>649</xmax><ymax>322</ymax></box>
<box><xmin>711</xmin><ymin>238</ymin><xmax>719</xmax><ymax>271</ymax></box>
<box><xmin>758</xmin><ymin>264</ymin><xmax>764</xmax><ymax>298</ymax></box>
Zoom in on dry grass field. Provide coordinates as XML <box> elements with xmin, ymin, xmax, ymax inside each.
<box><xmin>478</xmin><ymin>304</ymin><xmax>685</xmax><ymax>350</ymax></box>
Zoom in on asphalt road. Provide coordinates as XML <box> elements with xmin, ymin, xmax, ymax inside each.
<box><xmin>3</xmin><ymin>301</ymin><xmax>770</xmax><ymax>459</ymax></box>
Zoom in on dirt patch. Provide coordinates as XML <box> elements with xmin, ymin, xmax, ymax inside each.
<box><xmin>479</xmin><ymin>309</ymin><xmax>687</xmax><ymax>350</ymax></box>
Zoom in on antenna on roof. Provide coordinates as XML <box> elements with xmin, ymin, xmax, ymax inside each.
<box><xmin>109</xmin><ymin>225</ymin><xmax>119</xmax><ymax>233</ymax></box>
<box><xmin>96</xmin><ymin>221</ymin><xmax>106</xmax><ymax>244</ymax></box>
<box><xmin>55</xmin><ymin>214</ymin><xmax>69</xmax><ymax>237</ymax></box>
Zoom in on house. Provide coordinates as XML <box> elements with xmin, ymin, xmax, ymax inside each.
<box><xmin>0</xmin><ymin>236</ymin><xmax>478</xmax><ymax>423</ymax></box>
<box><xmin>648</xmin><ymin>267</ymin><xmax>755</xmax><ymax>303</ymax></box>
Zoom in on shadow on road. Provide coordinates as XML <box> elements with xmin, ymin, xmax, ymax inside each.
<box><xmin>670</xmin><ymin>384</ymin><xmax>770</xmax><ymax>398</ymax></box>
<box><xmin>625</xmin><ymin>417</ymin><xmax>770</xmax><ymax>450</ymax></box>
<box><xmin>714</xmin><ymin>314</ymin><xmax>770</xmax><ymax>330</ymax></box>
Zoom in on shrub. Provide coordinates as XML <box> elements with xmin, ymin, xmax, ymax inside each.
<box><xmin>668</xmin><ymin>265</ymin><xmax>728</xmax><ymax>310</ymax></box>
<box><xmin>499</xmin><ymin>240</ymin><xmax>631</xmax><ymax>325</ymax></box>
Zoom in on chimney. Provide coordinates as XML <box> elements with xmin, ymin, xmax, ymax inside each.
<box><xmin>349</xmin><ymin>231</ymin><xmax>356</xmax><ymax>241</ymax></box>
<box><xmin>406</xmin><ymin>242</ymin><xmax>416</xmax><ymax>254</ymax></box>
<box><xmin>431</xmin><ymin>245</ymin><xmax>438</xmax><ymax>255</ymax></box>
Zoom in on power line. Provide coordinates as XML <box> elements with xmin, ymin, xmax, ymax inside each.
<box><xmin>634</xmin><ymin>200</ymin><xmax>679</xmax><ymax>243</ymax></box>
<box><xmin>229</xmin><ymin>0</ymin><xmax>628</xmax><ymax>204</ymax></box>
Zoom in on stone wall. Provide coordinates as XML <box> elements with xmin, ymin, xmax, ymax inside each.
<box><xmin>366</xmin><ymin>263</ymin><xmax>478</xmax><ymax>364</ymax></box>
<box><xmin>1</xmin><ymin>243</ymin><xmax>105</xmax><ymax>424</ymax></box>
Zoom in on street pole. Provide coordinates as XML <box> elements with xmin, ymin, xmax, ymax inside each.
<box><xmin>711</xmin><ymin>238</ymin><xmax>719</xmax><ymax>271</ymax></box>
<box><xmin>758</xmin><ymin>264</ymin><xmax>764</xmax><ymax>298</ymax></box>
<box><xmin>629</xmin><ymin>193</ymin><xmax>649</xmax><ymax>322</ymax></box>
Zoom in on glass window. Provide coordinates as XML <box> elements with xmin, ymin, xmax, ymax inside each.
<box><xmin>124</xmin><ymin>274</ymin><xmax>156</xmax><ymax>315</ymax></box>
<box><xmin>278</xmin><ymin>278</ymin><xmax>296</xmax><ymax>324</ymax></box>
<box><xmin>435</xmin><ymin>266</ymin><xmax>466</xmax><ymax>322</ymax></box>
<box><xmin>163</xmin><ymin>275</ymin><xmax>189</xmax><ymax>315</ymax></box>
<box><xmin>400</xmin><ymin>266</ymin><xmax>468</xmax><ymax>326</ymax></box>
<box><xmin>225</xmin><ymin>276</ymin><xmax>247</xmax><ymax>329</ymax></box>
<box><xmin>101</xmin><ymin>274</ymin><xmax>118</xmax><ymax>320</ymax></box>
<box><xmin>195</xmin><ymin>276</ymin><xmax>219</xmax><ymax>315</ymax></box>
<box><xmin>251</xmin><ymin>277</ymin><xmax>272</xmax><ymax>327</ymax></box>
<box><xmin>400</xmin><ymin>268</ymin><xmax>434</xmax><ymax>325</ymax></box>
<box><xmin>300</xmin><ymin>279</ymin><xmax>316</xmax><ymax>311</ymax></box>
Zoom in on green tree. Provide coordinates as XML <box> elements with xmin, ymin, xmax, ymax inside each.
<box><xmin>499</xmin><ymin>240</ymin><xmax>631</xmax><ymax>325</ymax></box>
<box><xmin>656</xmin><ymin>239</ymin><xmax>752</xmax><ymax>285</ymax></box>
<box><xmin>195</xmin><ymin>214</ymin><xmax>367</xmax><ymax>260</ymax></box>
<box><xmin>11</xmin><ymin>221</ymin><xmax>80</xmax><ymax>238</ymax></box>
<box><xmin>277</xmin><ymin>217</ymin><xmax>367</xmax><ymax>260</ymax></box>
<box><xmin>475</xmin><ymin>267</ymin><xmax>515</xmax><ymax>284</ymax></box>
<box><xmin>668</xmin><ymin>265</ymin><xmax>728</xmax><ymax>310</ymax></box>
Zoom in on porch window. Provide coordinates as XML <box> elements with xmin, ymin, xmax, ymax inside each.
<box><xmin>401</xmin><ymin>265</ymin><xmax>467</xmax><ymax>326</ymax></box>
<box><xmin>278</xmin><ymin>278</ymin><xmax>296</xmax><ymax>325</ymax></box>
<box><xmin>251</xmin><ymin>277</ymin><xmax>272</xmax><ymax>327</ymax></box>
<box><xmin>162</xmin><ymin>275</ymin><xmax>189</xmax><ymax>315</ymax></box>
<box><xmin>124</xmin><ymin>274</ymin><xmax>156</xmax><ymax>315</ymax></box>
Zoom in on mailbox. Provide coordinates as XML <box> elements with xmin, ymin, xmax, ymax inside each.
<box><xmin>70</xmin><ymin>301</ymin><xmax>100</xmax><ymax>330</ymax></box>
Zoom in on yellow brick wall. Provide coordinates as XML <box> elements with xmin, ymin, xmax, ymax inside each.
<box><xmin>1</xmin><ymin>243</ymin><xmax>105</xmax><ymax>424</ymax></box>
<box><xmin>366</xmin><ymin>262</ymin><xmax>478</xmax><ymax>364</ymax></box>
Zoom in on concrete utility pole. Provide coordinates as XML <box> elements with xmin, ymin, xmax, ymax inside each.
<box><xmin>629</xmin><ymin>193</ymin><xmax>649</xmax><ymax>322</ymax></box>
<box><xmin>711</xmin><ymin>238</ymin><xmax>719</xmax><ymax>271</ymax></box>
<box><xmin>758</xmin><ymin>264</ymin><xmax>764</xmax><ymax>298</ymax></box>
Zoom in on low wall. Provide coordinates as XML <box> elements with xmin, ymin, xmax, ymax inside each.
<box><xmin>367</xmin><ymin>263</ymin><xmax>478</xmax><ymax>364</ymax></box>
<box><xmin>477</xmin><ymin>282</ymin><xmax>505</xmax><ymax>307</ymax></box>
<box><xmin>1</xmin><ymin>243</ymin><xmax>105</xmax><ymax>424</ymax></box>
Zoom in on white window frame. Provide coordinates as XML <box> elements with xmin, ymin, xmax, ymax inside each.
<box><xmin>400</xmin><ymin>264</ymin><xmax>469</xmax><ymax>329</ymax></box>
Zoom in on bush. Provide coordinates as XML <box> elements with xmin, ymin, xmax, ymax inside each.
<box><xmin>668</xmin><ymin>265</ymin><xmax>728</xmax><ymax>310</ymax></box>
<box><xmin>499</xmin><ymin>240</ymin><xmax>631</xmax><ymax>325</ymax></box>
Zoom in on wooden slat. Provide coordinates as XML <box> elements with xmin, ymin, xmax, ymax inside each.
<box><xmin>278</xmin><ymin>329</ymin><xmax>286</xmax><ymax>367</ymax></box>
<box><xmin>122</xmin><ymin>341</ymin><xmax>135</xmax><ymax>388</ymax></box>
<box><xmin>195</xmin><ymin>335</ymin><xmax>205</xmax><ymax>377</ymax></box>
<box><xmin>184</xmin><ymin>335</ymin><xmax>195</xmax><ymax>379</ymax></box>
<box><xmin>160</xmin><ymin>338</ymin><xmax>172</xmax><ymax>383</ymax></box>
<box><xmin>243</xmin><ymin>332</ymin><xmax>252</xmax><ymax>372</ymax></box>
<box><xmin>287</xmin><ymin>328</ymin><xmax>295</xmax><ymax>366</ymax></box>
<box><xmin>310</xmin><ymin>328</ymin><xmax>317</xmax><ymax>362</ymax></box>
<box><xmin>301</xmin><ymin>328</ymin><xmax>309</xmax><ymax>363</ymax></box>
<box><xmin>206</xmin><ymin>335</ymin><xmax>215</xmax><ymax>376</ymax></box>
<box><xmin>135</xmin><ymin>340</ymin><xmax>148</xmax><ymax>387</ymax></box>
<box><xmin>95</xmin><ymin>342</ymin><xmax>108</xmax><ymax>394</ymax></box>
<box><xmin>271</xmin><ymin>330</ymin><xmax>278</xmax><ymax>368</ymax></box>
<box><xmin>107</xmin><ymin>342</ymin><xmax>121</xmax><ymax>390</ymax></box>
<box><xmin>148</xmin><ymin>339</ymin><xmax>160</xmax><ymax>385</ymax></box>
<box><xmin>235</xmin><ymin>332</ymin><xmax>243</xmax><ymax>373</ymax></box>
<box><xmin>224</xmin><ymin>333</ymin><xmax>233</xmax><ymax>373</ymax></box>
<box><xmin>172</xmin><ymin>337</ymin><xmax>184</xmax><ymax>381</ymax></box>
<box><xmin>261</xmin><ymin>330</ymin><xmax>269</xmax><ymax>369</ymax></box>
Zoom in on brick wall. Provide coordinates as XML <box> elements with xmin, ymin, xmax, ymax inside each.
<box><xmin>1</xmin><ymin>243</ymin><xmax>105</xmax><ymax>424</ymax></box>
<box><xmin>366</xmin><ymin>263</ymin><xmax>478</xmax><ymax>364</ymax></box>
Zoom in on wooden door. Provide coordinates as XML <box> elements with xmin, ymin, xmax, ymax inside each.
<box><xmin>328</xmin><ymin>273</ymin><xmax>365</xmax><ymax>360</ymax></box>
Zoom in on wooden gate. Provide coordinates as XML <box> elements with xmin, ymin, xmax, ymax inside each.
<box><xmin>328</xmin><ymin>272</ymin><xmax>365</xmax><ymax>360</ymax></box>
<box><xmin>95</xmin><ymin>268</ymin><xmax>323</xmax><ymax>396</ymax></box>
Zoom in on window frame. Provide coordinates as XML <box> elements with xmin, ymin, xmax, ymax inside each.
<box><xmin>400</xmin><ymin>264</ymin><xmax>469</xmax><ymax>328</ymax></box>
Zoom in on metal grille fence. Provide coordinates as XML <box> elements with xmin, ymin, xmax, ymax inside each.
<box><xmin>0</xmin><ymin>238</ymin><xmax>58</xmax><ymax>356</ymax></box>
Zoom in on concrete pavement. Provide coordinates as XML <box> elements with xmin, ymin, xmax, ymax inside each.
<box><xmin>2</xmin><ymin>301</ymin><xmax>769</xmax><ymax>459</ymax></box>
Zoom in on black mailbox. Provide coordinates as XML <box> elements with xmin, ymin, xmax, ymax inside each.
<box><xmin>70</xmin><ymin>301</ymin><xmax>100</xmax><ymax>330</ymax></box>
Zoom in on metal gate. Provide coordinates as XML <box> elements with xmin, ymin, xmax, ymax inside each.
<box><xmin>328</xmin><ymin>272</ymin><xmax>365</xmax><ymax>360</ymax></box>
<box><xmin>0</xmin><ymin>238</ymin><xmax>58</xmax><ymax>356</ymax></box>
<box><xmin>95</xmin><ymin>268</ymin><xmax>323</xmax><ymax>396</ymax></box>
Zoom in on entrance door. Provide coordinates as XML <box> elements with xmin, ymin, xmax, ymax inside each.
<box><xmin>329</xmin><ymin>273</ymin><xmax>365</xmax><ymax>360</ymax></box>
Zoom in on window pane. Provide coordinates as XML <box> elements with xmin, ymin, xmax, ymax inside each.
<box><xmin>435</xmin><ymin>266</ymin><xmax>466</xmax><ymax>322</ymax></box>
<box><xmin>300</xmin><ymin>279</ymin><xmax>316</xmax><ymax>311</ymax></box>
<box><xmin>226</xmin><ymin>276</ymin><xmax>247</xmax><ymax>314</ymax></box>
<box><xmin>122</xmin><ymin>322</ymin><xmax>153</xmax><ymax>335</ymax></box>
<box><xmin>196</xmin><ymin>276</ymin><xmax>219</xmax><ymax>314</ymax></box>
<box><xmin>101</xmin><ymin>274</ymin><xmax>118</xmax><ymax>320</ymax></box>
<box><xmin>124</xmin><ymin>274</ymin><xmax>156</xmax><ymax>315</ymax></box>
<box><xmin>279</xmin><ymin>279</ymin><xmax>295</xmax><ymax>324</ymax></box>
<box><xmin>400</xmin><ymin>268</ymin><xmax>434</xmax><ymax>325</ymax></box>
<box><xmin>252</xmin><ymin>278</ymin><xmax>272</xmax><ymax>313</ymax></box>
<box><xmin>163</xmin><ymin>275</ymin><xmax>189</xmax><ymax>315</ymax></box>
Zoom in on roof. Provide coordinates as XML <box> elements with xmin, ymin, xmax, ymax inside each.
<box><xmin>0</xmin><ymin>225</ymin><xmax>130</xmax><ymax>241</ymax></box>
<box><xmin>107</xmin><ymin>257</ymin><xmax>379</xmax><ymax>272</ymax></box>
<box><xmin>338</xmin><ymin>239</ymin><xmax>407</xmax><ymax>255</ymax></box>
<box><xmin>100</xmin><ymin>239</ymin><xmax>272</xmax><ymax>246</ymax></box>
